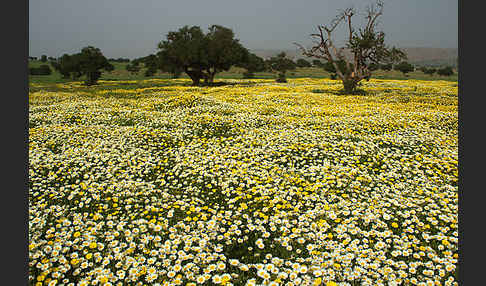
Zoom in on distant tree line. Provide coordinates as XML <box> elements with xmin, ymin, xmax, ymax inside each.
<box><xmin>34</xmin><ymin>14</ymin><xmax>455</xmax><ymax>86</ymax></box>
<box><xmin>108</xmin><ymin>58</ymin><xmax>131</xmax><ymax>63</ymax></box>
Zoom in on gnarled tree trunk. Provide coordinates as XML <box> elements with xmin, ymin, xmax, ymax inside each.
<box><xmin>295</xmin><ymin>1</ymin><xmax>405</xmax><ymax>94</ymax></box>
<box><xmin>185</xmin><ymin>68</ymin><xmax>203</xmax><ymax>86</ymax></box>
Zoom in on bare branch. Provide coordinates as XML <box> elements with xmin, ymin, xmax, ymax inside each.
<box><xmin>366</xmin><ymin>1</ymin><xmax>383</xmax><ymax>32</ymax></box>
<box><xmin>293</xmin><ymin>0</ymin><xmax>400</xmax><ymax>93</ymax></box>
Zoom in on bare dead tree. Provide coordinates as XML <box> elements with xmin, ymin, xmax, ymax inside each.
<box><xmin>295</xmin><ymin>0</ymin><xmax>406</xmax><ymax>93</ymax></box>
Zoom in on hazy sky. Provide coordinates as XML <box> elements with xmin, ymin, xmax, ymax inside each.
<box><xmin>29</xmin><ymin>0</ymin><xmax>457</xmax><ymax>59</ymax></box>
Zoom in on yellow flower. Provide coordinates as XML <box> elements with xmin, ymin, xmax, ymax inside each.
<box><xmin>314</xmin><ymin>278</ymin><xmax>322</xmax><ymax>285</ymax></box>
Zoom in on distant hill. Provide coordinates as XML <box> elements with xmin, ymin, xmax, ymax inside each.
<box><xmin>250</xmin><ymin>47</ymin><xmax>457</xmax><ymax>67</ymax></box>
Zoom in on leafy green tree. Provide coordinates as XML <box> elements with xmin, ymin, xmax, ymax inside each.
<box><xmin>40</xmin><ymin>55</ymin><xmax>47</xmax><ymax>62</ymax></box>
<box><xmin>203</xmin><ymin>25</ymin><xmax>249</xmax><ymax>83</ymax></box>
<box><xmin>437</xmin><ymin>66</ymin><xmax>454</xmax><ymax>76</ymax></box>
<box><xmin>296</xmin><ymin>0</ymin><xmax>406</xmax><ymax>93</ymax></box>
<box><xmin>76</xmin><ymin>46</ymin><xmax>114</xmax><ymax>85</ymax></box>
<box><xmin>296</xmin><ymin>58</ymin><xmax>312</xmax><ymax>68</ymax></box>
<box><xmin>55</xmin><ymin>54</ymin><xmax>82</xmax><ymax>79</ymax></box>
<box><xmin>266</xmin><ymin>52</ymin><xmax>296</xmax><ymax>83</ymax></box>
<box><xmin>141</xmin><ymin>54</ymin><xmax>158</xmax><ymax>77</ymax></box>
<box><xmin>158</xmin><ymin>59</ymin><xmax>183</xmax><ymax>79</ymax></box>
<box><xmin>156</xmin><ymin>25</ymin><xmax>248</xmax><ymax>85</ymax></box>
<box><xmin>394</xmin><ymin>61</ymin><xmax>414</xmax><ymax>75</ymax></box>
<box><xmin>238</xmin><ymin>53</ymin><xmax>265</xmax><ymax>78</ymax></box>
<box><xmin>422</xmin><ymin>67</ymin><xmax>436</xmax><ymax>75</ymax></box>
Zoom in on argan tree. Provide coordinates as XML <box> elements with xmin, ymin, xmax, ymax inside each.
<box><xmin>394</xmin><ymin>61</ymin><xmax>414</xmax><ymax>75</ymax></box>
<box><xmin>156</xmin><ymin>25</ymin><xmax>249</xmax><ymax>85</ymax></box>
<box><xmin>76</xmin><ymin>46</ymin><xmax>114</xmax><ymax>85</ymax></box>
<box><xmin>295</xmin><ymin>0</ymin><xmax>406</xmax><ymax>93</ymax></box>
<box><xmin>437</xmin><ymin>66</ymin><xmax>454</xmax><ymax>76</ymax></box>
<box><xmin>237</xmin><ymin>52</ymin><xmax>265</xmax><ymax>79</ymax></box>
<box><xmin>142</xmin><ymin>54</ymin><xmax>158</xmax><ymax>77</ymax></box>
<box><xmin>52</xmin><ymin>54</ymin><xmax>83</xmax><ymax>80</ymax></box>
<box><xmin>266</xmin><ymin>52</ymin><xmax>296</xmax><ymax>83</ymax></box>
<box><xmin>423</xmin><ymin>67</ymin><xmax>436</xmax><ymax>76</ymax></box>
<box><xmin>157</xmin><ymin>55</ymin><xmax>183</xmax><ymax>78</ymax></box>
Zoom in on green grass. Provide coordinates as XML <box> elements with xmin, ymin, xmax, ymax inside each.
<box><xmin>28</xmin><ymin>60</ymin><xmax>458</xmax><ymax>85</ymax></box>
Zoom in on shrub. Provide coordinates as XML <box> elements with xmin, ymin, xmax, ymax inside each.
<box><xmin>423</xmin><ymin>68</ymin><xmax>436</xmax><ymax>75</ymax></box>
<box><xmin>29</xmin><ymin>64</ymin><xmax>52</xmax><ymax>75</ymax></box>
<box><xmin>296</xmin><ymin>59</ymin><xmax>312</xmax><ymax>68</ymax></box>
<box><xmin>394</xmin><ymin>61</ymin><xmax>414</xmax><ymax>75</ymax></box>
<box><xmin>437</xmin><ymin>66</ymin><xmax>454</xmax><ymax>76</ymax></box>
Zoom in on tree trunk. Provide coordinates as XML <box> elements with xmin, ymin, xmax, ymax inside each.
<box><xmin>191</xmin><ymin>76</ymin><xmax>200</xmax><ymax>86</ymax></box>
<box><xmin>208</xmin><ymin>72</ymin><xmax>215</xmax><ymax>84</ymax></box>
<box><xmin>342</xmin><ymin>78</ymin><xmax>357</xmax><ymax>94</ymax></box>
<box><xmin>185</xmin><ymin>69</ymin><xmax>202</xmax><ymax>86</ymax></box>
<box><xmin>202</xmin><ymin>69</ymin><xmax>216</xmax><ymax>85</ymax></box>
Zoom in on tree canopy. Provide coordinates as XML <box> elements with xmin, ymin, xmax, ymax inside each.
<box><xmin>394</xmin><ymin>61</ymin><xmax>414</xmax><ymax>75</ymax></box>
<box><xmin>51</xmin><ymin>47</ymin><xmax>113</xmax><ymax>85</ymax></box>
<box><xmin>156</xmin><ymin>25</ymin><xmax>249</xmax><ymax>85</ymax></box>
<box><xmin>76</xmin><ymin>46</ymin><xmax>114</xmax><ymax>85</ymax></box>
<box><xmin>237</xmin><ymin>53</ymin><xmax>265</xmax><ymax>79</ymax></box>
<box><xmin>266</xmin><ymin>52</ymin><xmax>296</xmax><ymax>83</ymax></box>
<box><xmin>437</xmin><ymin>66</ymin><xmax>454</xmax><ymax>76</ymax></box>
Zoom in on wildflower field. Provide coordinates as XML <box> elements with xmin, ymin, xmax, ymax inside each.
<box><xmin>29</xmin><ymin>78</ymin><xmax>458</xmax><ymax>286</ymax></box>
